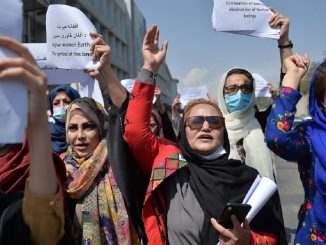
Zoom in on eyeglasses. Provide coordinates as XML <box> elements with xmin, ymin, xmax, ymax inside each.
<box><xmin>224</xmin><ymin>84</ymin><xmax>253</xmax><ymax>95</ymax></box>
<box><xmin>186</xmin><ymin>116</ymin><xmax>224</xmax><ymax>130</ymax></box>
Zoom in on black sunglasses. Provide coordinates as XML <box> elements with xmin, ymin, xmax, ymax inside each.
<box><xmin>224</xmin><ymin>84</ymin><xmax>253</xmax><ymax>95</ymax></box>
<box><xmin>186</xmin><ymin>116</ymin><xmax>224</xmax><ymax>130</ymax></box>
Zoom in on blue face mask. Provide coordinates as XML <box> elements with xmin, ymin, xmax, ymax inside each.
<box><xmin>225</xmin><ymin>91</ymin><xmax>252</xmax><ymax>112</ymax></box>
<box><xmin>53</xmin><ymin>106</ymin><xmax>68</xmax><ymax>123</ymax></box>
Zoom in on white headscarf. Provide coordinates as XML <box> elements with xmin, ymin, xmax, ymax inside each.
<box><xmin>216</xmin><ymin>68</ymin><xmax>274</xmax><ymax>180</ymax></box>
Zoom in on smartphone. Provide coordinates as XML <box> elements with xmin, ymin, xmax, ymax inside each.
<box><xmin>218</xmin><ymin>203</ymin><xmax>251</xmax><ymax>229</ymax></box>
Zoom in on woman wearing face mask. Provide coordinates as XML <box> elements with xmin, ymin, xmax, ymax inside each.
<box><xmin>216</xmin><ymin>68</ymin><xmax>275</xmax><ymax>180</ymax></box>
<box><xmin>265</xmin><ymin>54</ymin><xmax>326</xmax><ymax>243</ymax></box>
<box><xmin>123</xmin><ymin>24</ymin><xmax>286</xmax><ymax>245</ymax></box>
<box><xmin>48</xmin><ymin>85</ymin><xmax>80</xmax><ymax>158</ymax></box>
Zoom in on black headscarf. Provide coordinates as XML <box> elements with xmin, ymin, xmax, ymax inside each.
<box><xmin>177</xmin><ymin>118</ymin><xmax>286</xmax><ymax>245</ymax></box>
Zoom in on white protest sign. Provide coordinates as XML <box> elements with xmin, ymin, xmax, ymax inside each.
<box><xmin>212</xmin><ymin>0</ymin><xmax>280</xmax><ymax>39</ymax></box>
<box><xmin>178</xmin><ymin>86</ymin><xmax>208</xmax><ymax>109</ymax></box>
<box><xmin>46</xmin><ymin>4</ymin><xmax>100</xmax><ymax>69</ymax></box>
<box><xmin>78</xmin><ymin>80</ymin><xmax>104</xmax><ymax>106</ymax></box>
<box><xmin>121</xmin><ymin>79</ymin><xmax>136</xmax><ymax>93</ymax></box>
<box><xmin>25</xmin><ymin>43</ymin><xmax>94</xmax><ymax>85</ymax></box>
<box><xmin>0</xmin><ymin>0</ymin><xmax>27</xmax><ymax>143</ymax></box>
<box><xmin>121</xmin><ymin>78</ymin><xmax>157</xmax><ymax>104</ymax></box>
<box><xmin>253</xmin><ymin>73</ymin><xmax>271</xmax><ymax>97</ymax></box>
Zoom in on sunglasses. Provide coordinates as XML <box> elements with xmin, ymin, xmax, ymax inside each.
<box><xmin>224</xmin><ymin>84</ymin><xmax>253</xmax><ymax>95</ymax></box>
<box><xmin>186</xmin><ymin>116</ymin><xmax>224</xmax><ymax>130</ymax></box>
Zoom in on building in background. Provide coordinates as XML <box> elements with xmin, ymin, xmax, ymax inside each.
<box><xmin>23</xmin><ymin>0</ymin><xmax>178</xmax><ymax>109</ymax></box>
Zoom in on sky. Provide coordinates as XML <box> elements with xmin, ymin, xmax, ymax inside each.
<box><xmin>133</xmin><ymin>0</ymin><xmax>326</xmax><ymax>98</ymax></box>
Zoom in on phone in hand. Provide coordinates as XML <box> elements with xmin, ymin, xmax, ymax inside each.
<box><xmin>218</xmin><ymin>203</ymin><xmax>251</xmax><ymax>229</ymax></box>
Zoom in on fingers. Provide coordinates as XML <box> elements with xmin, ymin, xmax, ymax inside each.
<box><xmin>0</xmin><ymin>57</ymin><xmax>42</xmax><ymax>78</ymax></box>
<box><xmin>143</xmin><ymin>24</ymin><xmax>157</xmax><ymax>46</ymax></box>
<box><xmin>0</xmin><ymin>36</ymin><xmax>36</xmax><ymax>65</ymax></box>
<box><xmin>93</xmin><ymin>45</ymin><xmax>110</xmax><ymax>62</ymax></box>
<box><xmin>90</xmin><ymin>33</ymin><xmax>107</xmax><ymax>61</ymax></box>
<box><xmin>161</xmin><ymin>40</ymin><xmax>169</xmax><ymax>54</ymax></box>
<box><xmin>243</xmin><ymin>218</ymin><xmax>250</xmax><ymax>229</ymax></box>
<box><xmin>0</xmin><ymin>66</ymin><xmax>46</xmax><ymax>94</ymax></box>
<box><xmin>154</xmin><ymin>28</ymin><xmax>160</xmax><ymax>46</ymax></box>
<box><xmin>210</xmin><ymin>218</ymin><xmax>237</xmax><ymax>240</ymax></box>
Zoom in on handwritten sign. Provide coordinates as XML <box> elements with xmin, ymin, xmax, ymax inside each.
<box><xmin>253</xmin><ymin>73</ymin><xmax>271</xmax><ymax>97</ymax></box>
<box><xmin>46</xmin><ymin>4</ymin><xmax>100</xmax><ymax>69</ymax></box>
<box><xmin>212</xmin><ymin>0</ymin><xmax>279</xmax><ymax>39</ymax></box>
<box><xmin>25</xmin><ymin>43</ymin><xmax>94</xmax><ymax>85</ymax></box>
<box><xmin>0</xmin><ymin>0</ymin><xmax>26</xmax><ymax>143</ymax></box>
<box><xmin>178</xmin><ymin>86</ymin><xmax>208</xmax><ymax>109</ymax></box>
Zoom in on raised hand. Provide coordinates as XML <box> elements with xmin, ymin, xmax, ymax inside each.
<box><xmin>142</xmin><ymin>24</ymin><xmax>168</xmax><ymax>74</ymax></box>
<box><xmin>0</xmin><ymin>36</ymin><xmax>47</xmax><ymax>128</ymax></box>
<box><xmin>269</xmin><ymin>8</ymin><xmax>290</xmax><ymax>43</ymax></box>
<box><xmin>88</xmin><ymin>32</ymin><xmax>126</xmax><ymax>108</ymax></box>
<box><xmin>282</xmin><ymin>53</ymin><xmax>310</xmax><ymax>90</ymax></box>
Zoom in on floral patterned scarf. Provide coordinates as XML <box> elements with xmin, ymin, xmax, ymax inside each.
<box><xmin>64</xmin><ymin>98</ymin><xmax>139</xmax><ymax>244</ymax></box>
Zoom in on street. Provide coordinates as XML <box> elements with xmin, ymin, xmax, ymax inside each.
<box><xmin>275</xmin><ymin>155</ymin><xmax>304</xmax><ymax>244</ymax></box>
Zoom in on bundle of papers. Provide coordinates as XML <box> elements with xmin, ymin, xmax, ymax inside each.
<box><xmin>242</xmin><ymin>175</ymin><xmax>277</xmax><ymax>222</ymax></box>
<box><xmin>212</xmin><ymin>0</ymin><xmax>280</xmax><ymax>39</ymax></box>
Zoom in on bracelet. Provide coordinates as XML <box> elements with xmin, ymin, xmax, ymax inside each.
<box><xmin>278</xmin><ymin>41</ymin><xmax>293</xmax><ymax>49</ymax></box>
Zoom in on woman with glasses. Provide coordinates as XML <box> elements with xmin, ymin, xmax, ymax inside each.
<box><xmin>216</xmin><ymin>8</ymin><xmax>292</xmax><ymax>181</ymax></box>
<box><xmin>123</xmin><ymin>24</ymin><xmax>286</xmax><ymax>245</ymax></box>
<box><xmin>216</xmin><ymin>68</ymin><xmax>276</xmax><ymax>180</ymax></box>
<box><xmin>265</xmin><ymin>54</ymin><xmax>326</xmax><ymax>243</ymax></box>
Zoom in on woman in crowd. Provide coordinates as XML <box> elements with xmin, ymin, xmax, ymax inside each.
<box><xmin>123</xmin><ymin>24</ymin><xmax>286</xmax><ymax>245</ymax></box>
<box><xmin>265</xmin><ymin>54</ymin><xmax>326</xmax><ymax>243</ymax></box>
<box><xmin>215</xmin><ymin>9</ymin><xmax>292</xmax><ymax>180</ymax></box>
<box><xmin>0</xmin><ymin>36</ymin><xmax>65</xmax><ymax>244</ymax></box>
<box><xmin>61</xmin><ymin>32</ymin><xmax>140</xmax><ymax>244</ymax></box>
<box><xmin>48</xmin><ymin>85</ymin><xmax>80</xmax><ymax>158</ymax></box>
<box><xmin>216</xmin><ymin>68</ymin><xmax>275</xmax><ymax>179</ymax></box>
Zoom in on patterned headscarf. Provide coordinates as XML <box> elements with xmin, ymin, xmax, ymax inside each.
<box><xmin>64</xmin><ymin>97</ymin><xmax>138</xmax><ymax>244</ymax></box>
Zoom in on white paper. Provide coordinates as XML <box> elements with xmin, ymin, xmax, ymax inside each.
<box><xmin>212</xmin><ymin>0</ymin><xmax>280</xmax><ymax>39</ymax></box>
<box><xmin>121</xmin><ymin>79</ymin><xmax>136</xmax><ymax>93</ymax></box>
<box><xmin>178</xmin><ymin>86</ymin><xmax>208</xmax><ymax>109</ymax></box>
<box><xmin>253</xmin><ymin>73</ymin><xmax>271</xmax><ymax>97</ymax></box>
<box><xmin>121</xmin><ymin>78</ymin><xmax>157</xmax><ymax>104</ymax></box>
<box><xmin>78</xmin><ymin>79</ymin><xmax>104</xmax><ymax>106</ymax></box>
<box><xmin>25</xmin><ymin>43</ymin><xmax>94</xmax><ymax>85</ymax></box>
<box><xmin>46</xmin><ymin>4</ymin><xmax>99</xmax><ymax>69</ymax></box>
<box><xmin>0</xmin><ymin>0</ymin><xmax>26</xmax><ymax>143</ymax></box>
<box><xmin>242</xmin><ymin>176</ymin><xmax>277</xmax><ymax>222</ymax></box>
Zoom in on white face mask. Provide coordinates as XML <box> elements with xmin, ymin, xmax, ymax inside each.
<box><xmin>53</xmin><ymin>106</ymin><xmax>68</xmax><ymax>123</ymax></box>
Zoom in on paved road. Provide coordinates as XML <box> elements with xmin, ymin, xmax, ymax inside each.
<box><xmin>275</xmin><ymin>155</ymin><xmax>304</xmax><ymax>245</ymax></box>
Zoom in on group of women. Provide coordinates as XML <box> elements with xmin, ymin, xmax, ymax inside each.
<box><xmin>0</xmin><ymin>8</ymin><xmax>325</xmax><ymax>245</ymax></box>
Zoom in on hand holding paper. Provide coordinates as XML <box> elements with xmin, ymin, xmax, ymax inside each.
<box><xmin>46</xmin><ymin>4</ymin><xmax>99</xmax><ymax>69</ymax></box>
<box><xmin>212</xmin><ymin>0</ymin><xmax>280</xmax><ymax>39</ymax></box>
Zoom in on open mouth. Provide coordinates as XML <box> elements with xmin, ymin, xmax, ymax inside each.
<box><xmin>198</xmin><ymin>134</ymin><xmax>213</xmax><ymax>140</ymax></box>
<box><xmin>75</xmin><ymin>143</ymin><xmax>88</xmax><ymax>150</ymax></box>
